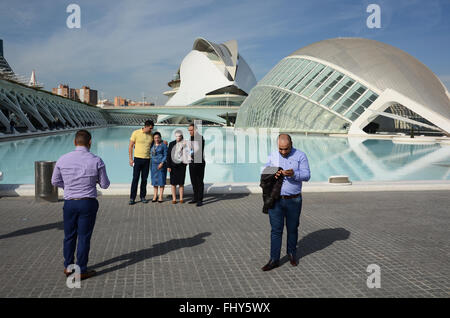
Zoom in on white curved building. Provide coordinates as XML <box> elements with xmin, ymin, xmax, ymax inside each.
<box><xmin>236</xmin><ymin>38</ymin><xmax>450</xmax><ymax>135</ymax></box>
<box><xmin>160</xmin><ymin>38</ymin><xmax>257</xmax><ymax>124</ymax></box>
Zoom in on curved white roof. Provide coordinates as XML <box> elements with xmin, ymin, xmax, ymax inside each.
<box><xmin>193</xmin><ymin>38</ymin><xmax>238</xmax><ymax>79</ymax></box>
<box><xmin>290</xmin><ymin>38</ymin><xmax>450</xmax><ymax>119</ymax></box>
<box><xmin>164</xmin><ymin>38</ymin><xmax>256</xmax><ymax>110</ymax></box>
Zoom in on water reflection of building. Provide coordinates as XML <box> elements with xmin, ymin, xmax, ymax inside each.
<box><xmin>1</xmin><ymin>127</ymin><xmax>449</xmax><ymax>184</ymax></box>
<box><xmin>236</xmin><ymin>38</ymin><xmax>450</xmax><ymax>136</ymax></box>
<box><xmin>200</xmin><ymin>129</ymin><xmax>450</xmax><ymax>182</ymax></box>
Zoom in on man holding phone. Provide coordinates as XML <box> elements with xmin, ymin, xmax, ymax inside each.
<box><xmin>262</xmin><ymin>134</ymin><xmax>311</xmax><ymax>271</ymax></box>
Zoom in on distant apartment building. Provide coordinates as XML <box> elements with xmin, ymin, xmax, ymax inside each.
<box><xmin>52</xmin><ymin>84</ymin><xmax>70</xmax><ymax>98</ymax></box>
<box><xmin>70</xmin><ymin>88</ymin><xmax>78</xmax><ymax>100</ymax></box>
<box><xmin>52</xmin><ymin>84</ymin><xmax>98</xmax><ymax>105</ymax></box>
<box><xmin>77</xmin><ymin>86</ymin><xmax>98</xmax><ymax>105</ymax></box>
<box><xmin>114</xmin><ymin>96</ymin><xmax>128</xmax><ymax>106</ymax></box>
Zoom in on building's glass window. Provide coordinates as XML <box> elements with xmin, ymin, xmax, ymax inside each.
<box><xmin>346</xmin><ymin>92</ymin><xmax>378</xmax><ymax>121</ymax></box>
<box><xmin>278</xmin><ymin>59</ymin><xmax>309</xmax><ymax>88</ymax></box>
<box><xmin>321</xmin><ymin>77</ymin><xmax>355</xmax><ymax>108</ymax></box>
<box><xmin>334</xmin><ymin>84</ymin><xmax>367</xmax><ymax>114</ymax></box>
<box><xmin>292</xmin><ymin>64</ymin><xmax>325</xmax><ymax>94</ymax></box>
<box><xmin>302</xmin><ymin>68</ymin><xmax>334</xmax><ymax>98</ymax></box>
<box><xmin>271</xmin><ymin>59</ymin><xmax>298</xmax><ymax>87</ymax></box>
<box><xmin>287</xmin><ymin>61</ymin><xmax>317</xmax><ymax>91</ymax></box>
<box><xmin>311</xmin><ymin>72</ymin><xmax>344</xmax><ymax>103</ymax></box>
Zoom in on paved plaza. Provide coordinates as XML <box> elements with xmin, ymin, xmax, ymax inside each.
<box><xmin>0</xmin><ymin>191</ymin><xmax>449</xmax><ymax>298</ymax></box>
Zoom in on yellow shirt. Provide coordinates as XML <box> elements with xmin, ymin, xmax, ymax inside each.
<box><xmin>130</xmin><ymin>129</ymin><xmax>153</xmax><ymax>159</ymax></box>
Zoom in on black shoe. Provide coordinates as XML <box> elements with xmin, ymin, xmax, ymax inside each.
<box><xmin>288</xmin><ymin>253</ymin><xmax>298</xmax><ymax>266</ymax></box>
<box><xmin>196</xmin><ymin>201</ymin><xmax>203</xmax><ymax>207</ymax></box>
<box><xmin>141</xmin><ymin>198</ymin><xmax>149</xmax><ymax>204</ymax></box>
<box><xmin>262</xmin><ymin>259</ymin><xmax>280</xmax><ymax>272</ymax></box>
<box><xmin>188</xmin><ymin>200</ymin><xmax>197</xmax><ymax>204</ymax></box>
<box><xmin>129</xmin><ymin>200</ymin><xmax>135</xmax><ymax>205</ymax></box>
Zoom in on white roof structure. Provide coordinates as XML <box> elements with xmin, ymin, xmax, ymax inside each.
<box><xmin>160</xmin><ymin>37</ymin><xmax>256</xmax><ymax>123</ymax></box>
<box><xmin>236</xmin><ymin>37</ymin><xmax>450</xmax><ymax>135</ymax></box>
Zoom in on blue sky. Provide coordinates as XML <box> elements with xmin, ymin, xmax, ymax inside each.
<box><xmin>0</xmin><ymin>0</ymin><xmax>449</xmax><ymax>103</ymax></box>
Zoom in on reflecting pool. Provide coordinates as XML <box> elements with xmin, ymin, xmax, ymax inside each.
<box><xmin>1</xmin><ymin>126</ymin><xmax>449</xmax><ymax>184</ymax></box>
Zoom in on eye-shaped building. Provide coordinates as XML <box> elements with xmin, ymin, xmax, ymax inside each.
<box><xmin>235</xmin><ymin>38</ymin><xmax>450</xmax><ymax>135</ymax></box>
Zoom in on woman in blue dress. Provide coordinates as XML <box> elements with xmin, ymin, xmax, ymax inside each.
<box><xmin>150</xmin><ymin>132</ymin><xmax>168</xmax><ymax>203</ymax></box>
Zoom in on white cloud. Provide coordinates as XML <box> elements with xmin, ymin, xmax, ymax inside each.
<box><xmin>5</xmin><ymin>0</ymin><xmax>291</xmax><ymax>102</ymax></box>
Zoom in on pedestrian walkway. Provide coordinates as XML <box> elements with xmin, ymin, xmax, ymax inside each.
<box><xmin>0</xmin><ymin>192</ymin><xmax>448</xmax><ymax>297</ymax></box>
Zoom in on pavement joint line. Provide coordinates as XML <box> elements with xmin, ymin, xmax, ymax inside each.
<box><xmin>1</xmin><ymin>180</ymin><xmax>450</xmax><ymax>197</ymax></box>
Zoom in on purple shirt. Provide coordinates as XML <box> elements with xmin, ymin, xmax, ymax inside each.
<box><xmin>264</xmin><ymin>147</ymin><xmax>311</xmax><ymax>196</ymax></box>
<box><xmin>51</xmin><ymin>146</ymin><xmax>110</xmax><ymax>200</ymax></box>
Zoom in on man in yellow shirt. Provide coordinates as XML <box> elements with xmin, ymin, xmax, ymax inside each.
<box><xmin>129</xmin><ymin>120</ymin><xmax>154</xmax><ymax>205</ymax></box>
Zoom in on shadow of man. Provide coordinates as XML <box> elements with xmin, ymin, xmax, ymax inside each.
<box><xmin>280</xmin><ymin>228</ymin><xmax>350</xmax><ymax>265</ymax></box>
<box><xmin>200</xmin><ymin>193</ymin><xmax>250</xmax><ymax>206</ymax></box>
<box><xmin>0</xmin><ymin>221</ymin><xmax>63</xmax><ymax>240</ymax></box>
<box><xmin>90</xmin><ymin>232</ymin><xmax>212</xmax><ymax>277</ymax></box>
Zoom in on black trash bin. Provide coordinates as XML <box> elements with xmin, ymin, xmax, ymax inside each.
<box><xmin>35</xmin><ymin>161</ymin><xmax>58</xmax><ymax>202</ymax></box>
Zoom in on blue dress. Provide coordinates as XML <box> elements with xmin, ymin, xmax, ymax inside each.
<box><xmin>151</xmin><ymin>143</ymin><xmax>168</xmax><ymax>186</ymax></box>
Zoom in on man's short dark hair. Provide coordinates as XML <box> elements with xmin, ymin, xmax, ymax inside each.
<box><xmin>144</xmin><ymin>120</ymin><xmax>154</xmax><ymax>127</ymax></box>
<box><xmin>75</xmin><ymin>130</ymin><xmax>91</xmax><ymax>146</ymax></box>
<box><xmin>188</xmin><ymin>123</ymin><xmax>195</xmax><ymax>129</ymax></box>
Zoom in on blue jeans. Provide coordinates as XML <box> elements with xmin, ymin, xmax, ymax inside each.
<box><xmin>268</xmin><ymin>195</ymin><xmax>302</xmax><ymax>261</ymax></box>
<box><xmin>63</xmin><ymin>199</ymin><xmax>99</xmax><ymax>273</ymax></box>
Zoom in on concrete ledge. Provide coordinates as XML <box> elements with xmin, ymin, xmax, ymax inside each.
<box><xmin>2</xmin><ymin>180</ymin><xmax>450</xmax><ymax>197</ymax></box>
<box><xmin>0</xmin><ymin>125</ymin><xmax>115</xmax><ymax>142</ymax></box>
<box><xmin>392</xmin><ymin>136</ymin><xmax>437</xmax><ymax>144</ymax></box>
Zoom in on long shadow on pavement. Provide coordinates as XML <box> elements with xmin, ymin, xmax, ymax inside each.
<box><xmin>279</xmin><ymin>228</ymin><xmax>351</xmax><ymax>265</ymax></box>
<box><xmin>0</xmin><ymin>221</ymin><xmax>63</xmax><ymax>240</ymax></box>
<box><xmin>90</xmin><ymin>232</ymin><xmax>212</xmax><ymax>277</ymax></box>
<box><xmin>200</xmin><ymin>194</ymin><xmax>250</xmax><ymax>205</ymax></box>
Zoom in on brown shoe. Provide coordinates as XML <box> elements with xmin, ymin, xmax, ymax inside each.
<box><xmin>288</xmin><ymin>254</ymin><xmax>298</xmax><ymax>266</ymax></box>
<box><xmin>261</xmin><ymin>260</ymin><xmax>279</xmax><ymax>271</ymax></box>
<box><xmin>77</xmin><ymin>270</ymin><xmax>97</xmax><ymax>280</ymax></box>
<box><xmin>64</xmin><ymin>268</ymin><xmax>74</xmax><ymax>277</ymax></box>
<box><xmin>172</xmin><ymin>200</ymin><xmax>177</xmax><ymax>204</ymax></box>
<box><xmin>179</xmin><ymin>200</ymin><xmax>184</xmax><ymax>204</ymax></box>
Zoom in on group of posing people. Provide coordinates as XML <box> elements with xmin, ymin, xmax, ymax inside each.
<box><xmin>129</xmin><ymin>120</ymin><xmax>206</xmax><ymax>206</ymax></box>
<box><xmin>51</xmin><ymin>122</ymin><xmax>310</xmax><ymax>280</ymax></box>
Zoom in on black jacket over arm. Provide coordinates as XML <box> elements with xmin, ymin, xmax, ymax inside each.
<box><xmin>260</xmin><ymin>166</ymin><xmax>284</xmax><ymax>214</ymax></box>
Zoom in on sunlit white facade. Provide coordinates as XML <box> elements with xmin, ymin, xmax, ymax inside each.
<box><xmin>159</xmin><ymin>38</ymin><xmax>257</xmax><ymax>124</ymax></box>
<box><xmin>236</xmin><ymin>38</ymin><xmax>450</xmax><ymax>135</ymax></box>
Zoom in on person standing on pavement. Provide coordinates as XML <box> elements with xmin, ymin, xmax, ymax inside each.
<box><xmin>128</xmin><ymin>120</ymin><xmax>154</xmax><ymax>205</ymax></box>
<box><xmin>261</xmin><ymin>134</ymin><xmax>310</xmax><ymax>271</ymax></box>
<box><xmin>187</xmin><ymin>123</ymin><xmax>205</xmax><ymax>207</ymax></box>
<box><xmin>150</xmin><ymin>132</ymin><xmax>168</xmax><ymax>203</ymax></box>
<box><xmin>167</xmin><ymin>130</ymin><xmax>189</xmax><ymax>204</ymax></box>
<box><xmin>51</xmin><ymin>129</ymin><xmax>110</xmax><ymax>280</ymax></box>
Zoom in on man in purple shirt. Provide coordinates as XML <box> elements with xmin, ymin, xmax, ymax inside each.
<box><xmin>262</xmin><ymin>134</ymin><xmax>310</xmax><ymax>271</ymax></box>
<box><xmin>51</xmin><ymin>130</ymin><xmax>110</xmax><ymax>280</ymax></box>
